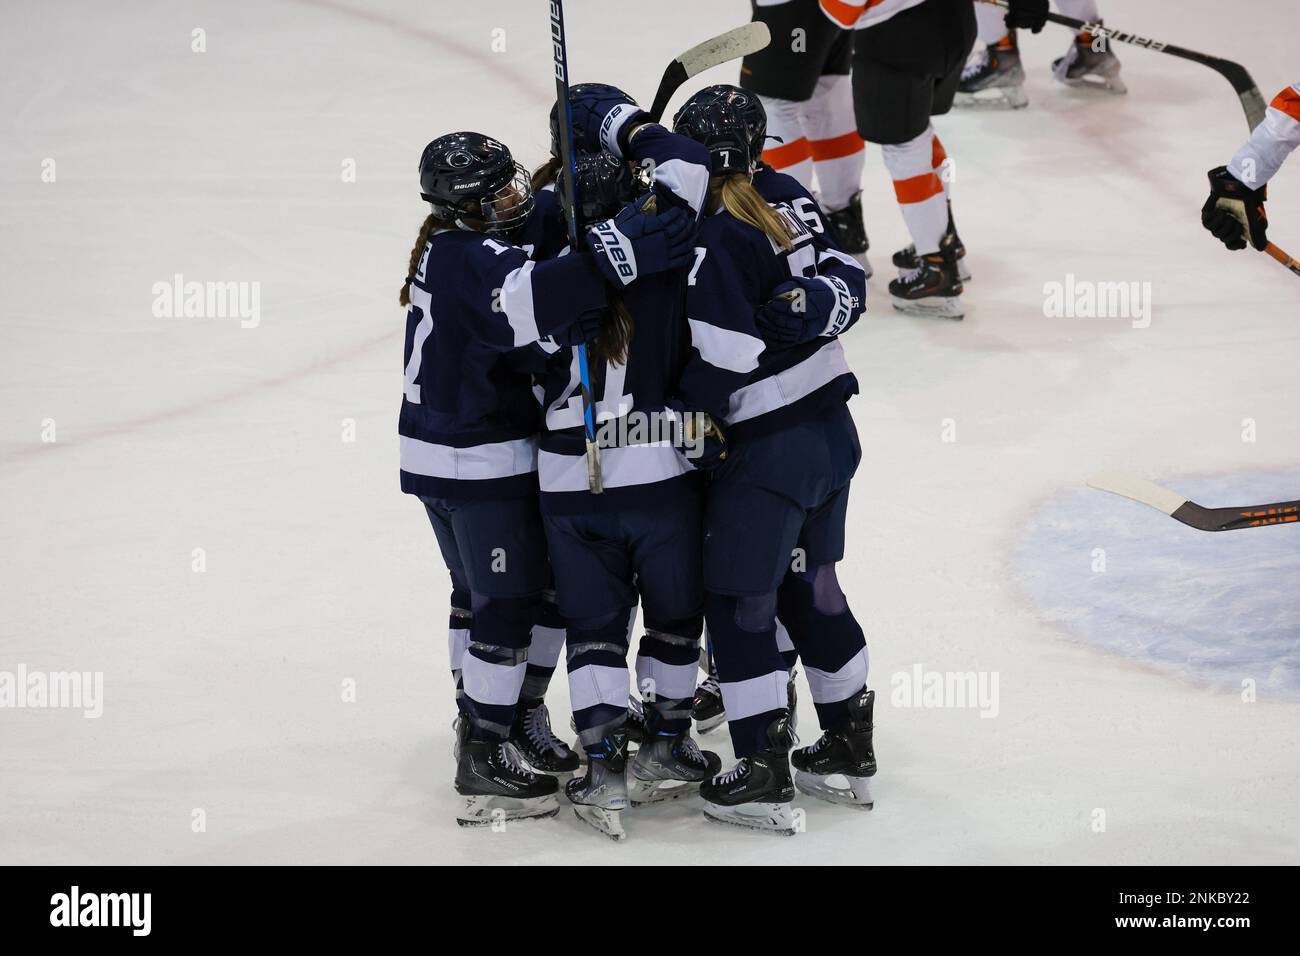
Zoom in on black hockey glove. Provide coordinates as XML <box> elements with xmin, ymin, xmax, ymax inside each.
<box><xmin>1202</xmin><ymin>166</ymin><xmax>1268</xmax><ymax>252</ymax></box>
<box><xmin>568</xmin><ymin>84</ymin><xmax>646</xmax><ymax>157</ymax></box>
<box><xmin>549</xmin><ymin>306</ymin><xmax>605</xmax><ymax>347</ymax></box>
<box><xmin>1005</xmin><ymin>0</ymin><xmax>1048</xmax><ymax>33</ymax></box>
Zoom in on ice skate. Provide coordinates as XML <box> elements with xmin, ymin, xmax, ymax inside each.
<box><xmin>692</xmin><ymin>666</ymin><xmax>726</xmax><ymax>734</ymax></box>
<box><xmin>889</xmin><ymin>250</ymin><xmax>964</xmax><ymax>319</ymax></box>
<box><xmin>791</xmin><ymin>687</ymin><xmax>877</xmax><ymax>810</ymax></box>
<box><xmin>454</xmin><ymin>738</ymin><xmax>560</xmax><ymax>827</ymax></box>
<box><xmin>628</xmin><ymin>711</ymin><xmax>721</xmax><ymax>805</ymax></box>
<box><xmin>1052</xmin><ymin>29</ymin><xmax>1126</xmax><ymax>94</ymax></box>
<box><xmin>892</xmin><ymin>203</ymin><xmax>970</xmax><ymax>282</ymax></box>
<box><xmin>787</xmin><ymin>667</ymin><xmax>798</xmax><ymax>734</ymax></box>
<box><xmin>573</xmin><ymin>694</ymin><xmax>645</xmax><ymax>765</ymax></box>
<box><xmin>700</xmin><ymin>713</ymin><xmax>798</xmax><ymax>836</ymax></box>
<box><xmin>567</xmin><ymin>731</ymin><xmax>629</xmax><ymax>841</ymax></box>
<box><xmin>511</xmin><ymin>697</ymin><xmax>580</xmax><ymax>777</ymax></box>
<box><xmin>824</xmin><ymin>191</ymin><xmax>873</xmax><ymax>278</ymax></box>
<box><xmin>955</xmin><ymin>37</ymin><xmax>1028</xmax><ymax>110</ymax></box>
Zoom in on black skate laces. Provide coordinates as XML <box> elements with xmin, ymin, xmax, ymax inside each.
<box><xmin>699</xmin><ymin>673</ymin><xmax>719</xmax><ymax>697</ymax></box>
<box><xmin>523</xmin><ymin>702</ymin><xmax>564</xmax><ymax>756</ymax></box>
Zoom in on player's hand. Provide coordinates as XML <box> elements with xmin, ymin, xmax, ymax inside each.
<box><xmin>1005</xmin><ymin>0</ymin><xmax>1049</xmax><ymax>33</ymax></box>
<box><xmin>549</xmin><ymin>306</ymin><xmax>605</xmax><ymax>347</ymax></box>
<box><xmin>756</xmin><ymin>277</ymin><xmax>856</xmax><ymax>345</ymax></box>
<box><xmin>1202</xmin><ymin>165</ymin><xmax>1268</xmax><ymax>251</ymax></box>
<box><xmin>568</xmin><ymin>84</ymin><xmax>646</xmax><ymax>156</ymax></box>
<box><xmin>587</xmin><ymin>194</ymin><xmax>696</xmax><ymax>286</ymax></box>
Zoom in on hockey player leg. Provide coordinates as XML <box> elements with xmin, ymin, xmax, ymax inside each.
<box><xmin>777</xmin><ymin>563</ymin><xmax>876</xmax><ymax>809</ymax></box>
<box><xmin>630</xmin><ymin>616</ymin><xmax>720</xmax><ymax>804</ymax></box>
<box><xmin>455</xmin><ymin>592</ymin><xmax>561</xmax><ymax>827</ymax></box>
<box><xmin>699</xmin><ymin>591</ymin><xmax>798</xmax><ymax>835</ymax></box>
<box><xmin>804</xmin><ymin>71</ymin><xmax>871</xmax><ymax>268</ymax></box>
<box><xmin>511</xmin><ymin>586</ymin><xmax>580</xmax><ymax>776</ymax></box>
<box><xmin>564</xmin><ymin>609</ymin><xmax>635</xmax><ymax>841</ymax></box>
<box><xmin>692</xmin><ymin>635</ymin><xmax>726</xmax><ymax>734</ymax></box>
<box><xmin>882</xmin><ymin>127</ymin><xmax>964</xmax><ymax>318</ymax></box>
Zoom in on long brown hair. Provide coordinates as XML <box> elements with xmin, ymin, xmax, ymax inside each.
<box><xmin>709</xmin><ymin>174</ymin><xmax>793</xmax><ymax>251</ymax></box>
<box><xmin>531</xmin><ymin>156</ymin><xmax>561</xmax><ymax>192</ymax></box>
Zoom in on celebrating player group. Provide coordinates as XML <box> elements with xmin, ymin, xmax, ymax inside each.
<box><xmin>396</xmin><ymin>0</ymin><xmax>1296</xmax><ymax>843</ymax></box>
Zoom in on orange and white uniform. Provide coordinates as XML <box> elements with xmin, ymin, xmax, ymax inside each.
<box><xmin>1228</xmin><ymin>82</ymin><xmax>1300</xmax><ymax>188</ymax></box>
<box><xmin>819</xmin><ymin>0</ymin><xmax>927</xmax><ymax>30</ymax></box>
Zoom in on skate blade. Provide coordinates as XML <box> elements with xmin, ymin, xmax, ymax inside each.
<box><xmin>572</xmin><ymin>803</ymin><xmax>627</xmax><ymax>841</ymax></box>
<box><xmin>628</xmin><ymin>775</ymin><xmax>702</xmax><ymax>806</ymax></box>
<box><xmin>694</xmin><ymin>712</ymin><xmax>726</xmax><ymax>734</ymax></box>
<box><xmin>1060</xmin><ymin>72</ymin><xmax>1126</xmax><ymax>95</ymax></box>
<box><xmin>954</xmin><ymin>86</ymin><xmax>1028</xmax><ymax>110</ymax></box>
<box><xmin>891</xmin><ymin>294</ymin><xmax>964</xmax><ymax>320</ymax></box>
<box><xmin>702</xmin><ymin>800</ymin><xmax>797</xmax><ymax>836</ymax></box>
<box><xmin>456</xmin><ymin>793</ymin><xmax>560</xmax><ymax>827</ymax></box>
<box><xmin>794</xmin><ymin>770</ymin><xmax>875</xmax><ymax>810</ymax></box>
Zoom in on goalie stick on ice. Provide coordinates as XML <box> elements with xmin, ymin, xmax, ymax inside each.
<box><xmin>1087</xmin><ymin>471</ymin><xmax>1300</xmax><ymax>532</ymax></box>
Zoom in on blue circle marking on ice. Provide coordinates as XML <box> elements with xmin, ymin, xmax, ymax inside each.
<box><xmin>1014</xmin><ymin>469</ymin><xmax>1300</xmax><ymax>697</ymax></box>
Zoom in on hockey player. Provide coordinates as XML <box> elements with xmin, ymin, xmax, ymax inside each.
<box><xmin>819</xmin><ymin>0</ymin><xmax>1046</xmax><ymax>318</ymax></box>
<box><xmin>957</xmin><ymin>1</ymin><xmax>1122</xmax><ymax>109</ymax></box>
<box><xmin>400</xmin><ymin>131</ymin><xmax>694</xmax><ymax>826</ymax></box>
<box><xmin>1202</xmin><ymin>81</ymin><xmax>1300</xmax><ymax>253</ymax></box>
<box><xmin>688</xmin><ymin>85</ymin><xmax>859</xmax><ymax>739</ymax></box>
<box><xmin>738</xmin><ymin>0</ymin><xmax>871</xmax><ymax>266</ymax></box>
<box><xmin>673</xmin><ymin>88</ymin><xmax>877</xmax><ymax>833</ymax></box>
<box><xmin>536</xmin><ymin>85</ymin><xmax>722</xmax><ymax>841</ymax></box>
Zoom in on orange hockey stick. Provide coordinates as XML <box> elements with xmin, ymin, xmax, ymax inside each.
<box><xmin>1264</xmin><ymin>241</ymin><xmax>1300</xmax><ymax>277</ymax></box>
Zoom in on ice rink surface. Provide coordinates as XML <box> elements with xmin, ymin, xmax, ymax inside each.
<box><xmin>1</xmin><ymin>0</ymin><xmax>1297</xmax><ymax>865</ymax></box>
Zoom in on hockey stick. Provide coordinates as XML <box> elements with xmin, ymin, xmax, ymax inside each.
<box><xmin>979</xmin><ymin>0</ymin><xmax>1267</xmax><ymax>130</ymax></box>
<box><xmin>549</xmin><ymin>0</ymin><xmax>602</xmax><ymax>493</ymax></box>
<box><xmin>646</xmin><ymin>21</ymin><xmax>771</xmax><ymax>123</ymax></box>
<box><xmin>1087</xmin><ymin>470</ymin><xmax>1300</xmax><ymax>531</ymax></box>
<box><xmin>1264</xmin><ymin>242</ymin><xmax>1300</xmax><ymax>277</ymax></box>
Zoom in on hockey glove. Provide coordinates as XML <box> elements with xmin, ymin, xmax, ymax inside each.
<box><xmin>587</xmin><ymin>194</ymin><xmax>696</xmax><ymax>287</ymax></box>
<box><xmin>674</xmin><ymin>407</ymin><xmax>727</xmax><ymax>471</ymax></box>
<box><xmin>568</xmin><ymin>84</ymin><xmax>646</xmax><ymax>157</ymax></box>
<box><xmin>1005</xmin><ymin>0</ymin><xmax>1048</xmax><ymax>33</ymax></box>
<box><xmin>1202</xmin><ymin>165</ymin><xmax>1268</xmax><ymax>251</ymax></box>
<box><xmin>756</xmin><ymin>276</ymin><xmax>858</xmax><ymax>346</ymax></box>
<box><xmin>548</xmin><ymin>306</ymin><xmax>605</xmax><ymax>347</ymax></box>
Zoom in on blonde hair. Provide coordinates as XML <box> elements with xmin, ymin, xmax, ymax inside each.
<box><xmin>709</xmin><ymin>174</ymin><xmax>794</xmax><ymax>251</ymax></box>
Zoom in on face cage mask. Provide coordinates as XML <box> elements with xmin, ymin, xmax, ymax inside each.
<box><xmin>477</xmin><ymin>163</ymin><xmax>535</xmax><ymax>236</ymax></box>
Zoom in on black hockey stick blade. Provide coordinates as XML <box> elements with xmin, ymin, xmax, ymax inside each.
<box><xmin>647</xmin><ymin>22</ymin><xmax>771</xmax><ymax>123</ymax></box>
<box><xmin>1087</xmin><ymin>471</ymin><xmax>1300</xmax><ymax>532</ymax></box>
<box><xmin>980</xmin><ymin>0</ymin><xmax>1266</xmax><ymax>130</ymax></box>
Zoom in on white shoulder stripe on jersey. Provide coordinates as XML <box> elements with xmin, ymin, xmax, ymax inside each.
<box><xmin>687</xmin><ymin>318</ymin><xmax>765</xmax><ymax>374</ymax></box>
<box><xmin>400</xmin><ymin>434</ymin><xmax>538</xmax><ymax>480</ymax></box>
<box><xmin>653</xmin><ymin>157</ymin><xmax>712</xmax><ymax>217</ymax></box>
<box><xmin>725</xmin><ymin>338</ymin><xmax>851</xmax><ymax>426</ymax></box>
<box><xmin>499</xmin><ymin>259</ymin><xmax>541</xmax><ymax>346</ymax></box>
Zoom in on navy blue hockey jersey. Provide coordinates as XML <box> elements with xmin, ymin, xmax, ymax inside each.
<box><xmin>535</xmin><ymin>124</ymin><xmax>713</xmax><ymax>514</ymax></box>
<box><xmin>399</xmin><ymin>219</ymin><xmax>608</xmax><ymax>500</ymax></box>
<box><xmin>679</xmin><ymin>179</ymin><xmax>866</xmax><ymax>439</ymax></box>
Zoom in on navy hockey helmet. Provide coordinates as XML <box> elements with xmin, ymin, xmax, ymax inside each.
<box><xmin>694</xmin><ymin>84</ymin><xmax>768</xmax><ymax>162</ymax></box>
<box><xmin>549</xmin><ymin>83</ymin><xmax>637</xmax><ymax>159</ymax></box>
<box><xmin>418</xmin><ymin>131</ymin><xmax>534</xmax><ymax>234</ymax></box>
<box><xmin>672</xmin><ymin>87</ymin><xmax>755</xmax><ymax>175</ymax></box>
<box><xmin>560</xmin><ymin>150</ymin><xmax>644</xmax><ymax>230</ymax></box>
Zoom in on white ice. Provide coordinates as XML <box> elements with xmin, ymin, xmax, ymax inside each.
<box><xmin>1</xmin><ymin>0</ymin><xmax>1297</xmax><ymax>865</ymax></box>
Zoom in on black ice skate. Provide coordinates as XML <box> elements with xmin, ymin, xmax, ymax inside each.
<box><xmin>955</xmin><ymin>35</ymin><xmax>1027</xmax><ymax>110</ymax></box>
<box><xmin>787</xmin><ymin>667</ymin><xmax>799</xmax><ymax>734</ymax></box>
<box><xmin>454</xmin><ymin>738</ymin><xmax>560</xmax><ymax>827</ymax></box>
<box><xmin>889</xmin><ymin>249</ymin><xmax>964</xmax><ymax>320</ymax></box>
<box><xmin>824</xmin><ymin>191</ymin><xmax>873</xmax><ymax>278</ymax></box>
<box><xmin>791</xmin><ymin>687</ymin><xmax>876</xmax><ymax>810</ymax></box>
<box><xmin>511</xmin><ymin>697</ymin><xmax>580</xmax><ymax>777</ymax></box>
<box><xmin>572</xmin><ymin>694</ymin><xmax>646</xmax><ymax>765</ymax></box>
<box><xmin>629</xmin><ymin>710</ymin><xmax>721</xmax><ymax>805</ymax></box>
<box><xmin>452</xmin><ymin>713</ymin><xmax>470</xmax><ymax>761</ymax></box>
<box><xmin>692</xmin><ymin>666</ymin><xmax>726</xmax><ymax>734</ymax></box>
<box><xmin>567</xmin><ymin>731</ymin><xmax>629</xmax><ymax>842</ymax></box>
<box><xmin>1052</xmin><ymin>27</ymin><xmax>1125</xmax><ymax>94</ymax></box>
<box><xmin>700</xmin><ymin>713</ymin><xmax>798</xmax><ymax>836</ymax></box>
<box><xmin>892</xmin><ymin>203</ymin><xmax>970</xmax><ymax>283</ymax></box>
